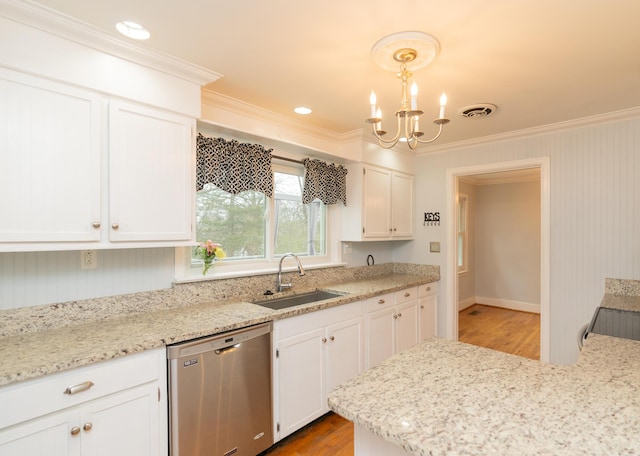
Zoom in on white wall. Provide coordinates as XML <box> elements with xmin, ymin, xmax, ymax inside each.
<box><xmin>394</xmin><ymin>115</ymin><xmax>640</xmax><ymax>365</ymax></box>
<box><xmin>474</xmin><ymin>180</ymin><xmax>540</xmax><ymax>307</ymax></box>
<box><xmin>0</xmin><ymin>249</ymin><xmax>175</xmax><ymax>310</ymax></box>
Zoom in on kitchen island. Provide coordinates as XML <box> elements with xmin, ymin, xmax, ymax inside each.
<box><xmin>328</xmin><ymin>293</ymin><xmax>640</xmax><ymax>455</ymax></box>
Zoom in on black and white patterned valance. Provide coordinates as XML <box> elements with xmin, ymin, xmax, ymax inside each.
<box><xmin>196</xmin><ymin>134</ymin><xmax>274</xmax><ymax>197</ymax></box>
<box><xmin>302</xmin><ymin>158</ymin><xmax>348</xmax><ymax>205</ymax></box>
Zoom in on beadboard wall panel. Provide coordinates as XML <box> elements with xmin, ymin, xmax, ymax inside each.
<box><xmin>396</xmin><ymin>117</ymin><xmax>640</xmax><ymax>364</ymax></box>
<box><xmin>0</xmin><ymin>248</ymin><xmax>175</xmax><ymax>310</ymax></box>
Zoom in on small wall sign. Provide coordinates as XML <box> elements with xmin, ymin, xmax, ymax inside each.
<box><xmin>423</xmin><ymin>212</ymin><xmax>440</xmax><ymax>226</ymax></box>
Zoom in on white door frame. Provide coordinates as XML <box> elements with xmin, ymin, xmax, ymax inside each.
<box><xmin>445</xmin><ymin>157</ymin><xmax>550</xmax><ymax>363</ymax></box>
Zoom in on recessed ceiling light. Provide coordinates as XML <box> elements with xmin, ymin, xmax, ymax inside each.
<box><xmin>294</xmin><ymin>107</ymin><xmax>312</xmax><ymax>115</ymax></box>
<box><xmin>116</xmin><ymin>21</ymin><xmax>150</xmax><ymax>40</ymax></box>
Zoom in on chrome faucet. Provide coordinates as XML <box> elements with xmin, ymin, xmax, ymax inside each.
<box><xmin>277</xmin><ymin>253</ymin><xmax>305</xmax><ymax>292</ymax></box>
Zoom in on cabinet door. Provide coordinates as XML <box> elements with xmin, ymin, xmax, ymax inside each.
<box><xmin>108</xmin><ymin>100</ymin><xmax>193</xmax><ymax>242</ymax></box>
<box><xmin>390</xmin><ymin>172</ymin><xmax>414</xmax><ymax>238</ymax></box>
<box><xmin>326</xmin><ymin>317</ymin><xmax>364</xmax><ymax>394</ymax></box>
<box><xmin>277</xmin><ymin>328</ymin><xmax>325</xmax><ymax>439</ymax></box>
<box><xmin>81</xmin><ymin>382</ymin><xmax>161</xmax><ymax>456</ymax></box>
<box><xmin>0</xmin><ymin>408</ymin><xmax>79</xmax><ymax>456</ymax></box>
<box><xmin>0</xmin><ymin>69</ymin><xmax>101</xmax><ymax>245</ymax></box>
<box><xmin>366</xmin><ymin>307</ymin><xmax>395</xmax><ymax>369</ymax></box>
<box><xmin>419</xmin><ymin>294</ymin><xmax>437</xmax><ymax>341</ymax></box>
<box><xmin>362</xmin><ymin>166</ymin><xmax>391</xmax><ymax>238</ymax></box>
<box><xmin>395</xmin><ymin>300</ymin><xmax>419</xmax><ymax>354</ymax></box>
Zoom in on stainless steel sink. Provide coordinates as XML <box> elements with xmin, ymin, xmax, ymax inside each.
<box><xmin>252</xmin><ymin>290</ymin><xmax>344</xmax><ymax>310</ymax></box>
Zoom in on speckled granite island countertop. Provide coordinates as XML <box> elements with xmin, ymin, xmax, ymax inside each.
<box><xmin>328</xmin><ymin>336</ymin><xmax>640</xmax><ymax>455</ymax></box>
<box><xmin>0</xmin><ymin>264</ymin><xmax>438</xmax><ymax>387</ymax></box>
<box><xmin>328</xmin><ymin>282</ymin><xmax>640</xmax><ymax>456</ymax></box>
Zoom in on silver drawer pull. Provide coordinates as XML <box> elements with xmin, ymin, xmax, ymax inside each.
<box><xmin>378</xmin><ymin>299</ymin><xmax>385</xmax><ymax>304</ymax></box>
<box><xmin>64</xmin><ymin>381</ymin><xmax>95</xmax><ymax>395</ymax></box>
<box><xmin>426</xmin><ymin>286</ymin><xmax>431</xmax><ymax>291</ymax></box>
<box><xmin>404</xmin><ymin>292</ymin><xmax>410</xmax><ymax>297</ymax></box>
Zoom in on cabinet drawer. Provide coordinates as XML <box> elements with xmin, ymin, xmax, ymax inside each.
<box><xmin>419</xmin><ymin>282</ymin><xmax>438</xmax><ymax>298</ymax></box>
<box><xmin>395</xmin><ymin>287</ymin><xmax>418</xmax><ymax>305</ymax></box>
<box><xmin>277</xmin><ymin>300</ymin><xmax>364</xmax><ymax>339</ymax></box>
<box><xmin>366</xmin><ymin>292</ymin><xmax>395</xmax><ymax>312</ymax></box>
<box><xmin>0</xmin><ymin>348</ymin><xmax>162</xmax><ymax>429</ymax></box>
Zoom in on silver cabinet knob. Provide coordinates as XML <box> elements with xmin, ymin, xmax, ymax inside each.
<box><xmin>404</xmin><ymin>292</ymin><xmax>410</xmax><ymax>297</ymax></box>
<box><xmin>397</xmin><ymin>313</ymin><xmax>402</xmax><ymax>318</ymax></box>
<box><xmin>70</xmin><ymin>426</ymin><xmax>81</xmax><ymax>436</ymax></box>
<box><xmin>330</xmin><ymin>336</ymin><xmax>335</xmax><ymax>341</ymax></box>
<box><xmin>420</xmin><ymin>305</ymin><xmax>425</xmax><ymax>309</ymax></box>
<box><xmin>83</xmin><ymin>423</ymin><xmax>93</xmax><ymax>432</ymax></box>
<box><xmin>322</xmin><ymin>338</ymin><xmax>327</xmax><ymax>343</ymax></box>
<box><xmin>111</xmin><ymin>223</ymin><xmax>119</xmax><ymax>230</ymax></box>
<box><xmin>426</xmin><ymin>286</ymin><xmax>431</xmax><ymax>291</ymax></box>
<box><xmin>393</xmin><ymin>314</ymin><xmax>398</xmax><ymax>319</ymax></box>
<box><xmin>92</xmin><ymin>222</ymin><xmax>101</xmax><ymax>228</ymax></box>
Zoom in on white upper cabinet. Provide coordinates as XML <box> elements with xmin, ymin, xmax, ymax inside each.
<box><xmin>342</xmin><ymin>163</ymin><xmax>414</xmax><ymax>241</ymax></box>
<box><xmin>0</xmin><ymin>3</ymin><xmax>216</xmax><ymax>252</ymax></box>
<box><xmin>0</xmin><ymin>72</ymin><xmax>195</xmax><ymax>251</ymax></box>
<box><xmin>108</xmin><ymin>101</ymin><xmax>193</xmax><ymax>243</ymax></box>
<box><xmin>0</xmin><ymin>69</ymin><xmax>102</xmax><ymax>246</ymax></box>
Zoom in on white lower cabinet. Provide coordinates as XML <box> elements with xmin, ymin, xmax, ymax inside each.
<box><xmin>0</xmin><ymin>349</ymin><xmax>167</xmax><ymax>456</ymax></box>
<box><xmin>365</xmin><ymin>288</ymin><xmax>419</xmax><ymax>369</ymax></box>
<box><xmin>274</xmin><ymin>301</ymin><xmax>364</xmax><ymax>440</ymax></box>
<box><xmin>419</xmin><ymin>282</ymin><xmax>438</xmax><ymax>341</ymax></box>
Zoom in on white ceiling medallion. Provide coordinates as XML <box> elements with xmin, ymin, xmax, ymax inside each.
<box><xmin>370</xmin><ymin>31</ymin><xmax>440</xmax><ymax>72</ymax></box>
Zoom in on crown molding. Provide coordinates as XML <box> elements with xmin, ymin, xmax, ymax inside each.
<box><xmin>201</xmin><ymin>89</ymin><xmax>361</xmax><ymax>142</ymax></box>
<box><xmin>1</xmin><ymin>0</ymin><xmax>221</xmax><ymax>86</ymax></box>
<box><xmin>417</xmin><ymin>106</ymin><xmax>640</xmax><ymax>155</ymax></box>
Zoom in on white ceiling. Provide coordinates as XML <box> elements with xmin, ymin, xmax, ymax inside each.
<box><xmin>26</xmin><ymin>0</ymin><xmax>640</xmax><ymax>146</ymax></box>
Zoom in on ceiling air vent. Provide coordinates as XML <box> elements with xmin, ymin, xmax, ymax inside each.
<box><xmin>458</xmin><ymin>104</ymin><xmax>497</xmax><ymax>119</ymax></box>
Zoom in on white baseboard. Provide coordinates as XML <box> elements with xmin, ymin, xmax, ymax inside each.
<box><xmin>458</xmin><ymin>297</ymin><xmax>476</xmax><ymax>311</ymax></box>
<box><xmin>459</xmin><ymin>296</ymin><xmax>540</xmax><ymax>314</ymax></box>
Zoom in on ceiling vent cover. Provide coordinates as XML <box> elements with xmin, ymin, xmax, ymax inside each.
<box><xmin>458</xmin><ymin>104</ymin><xmax>497</xmax><ymax>118</ymax></box>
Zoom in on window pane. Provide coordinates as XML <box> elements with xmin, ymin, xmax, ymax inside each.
<box><xmin>274</xmin><ymin>171</ymin><xmax>326</xmax><ymax>257</ymax></box>
<box><xmin>195</xmin><ymin>184</ymin><xmax>266</xmax><ymax>259</ymax></box>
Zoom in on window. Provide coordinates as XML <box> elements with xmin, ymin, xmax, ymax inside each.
<box><xmin>191</xmin><ymin>162</ymin><xmax>328</xmax><ymax>275</ymax></box>
<box><xmin>457</xmin><ymin>193</ymin><xmax>469</xmax><ymax>273</ymax></box>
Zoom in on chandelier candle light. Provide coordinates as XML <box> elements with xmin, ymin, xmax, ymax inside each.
<box><xmin>366</xmin><ymin>32</ymin><xmax>449</xmax><ymax>150</ymax></box>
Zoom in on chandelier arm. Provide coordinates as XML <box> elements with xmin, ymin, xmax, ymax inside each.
<box><xmin>372</xmin><ymin>115</ymin><xmax>403</xmax><ymax>148</ymax></box>
<box><xmin>414</xmin><ymin>122</ymin><xmax>445</xmax><ymax>144</ymax></box>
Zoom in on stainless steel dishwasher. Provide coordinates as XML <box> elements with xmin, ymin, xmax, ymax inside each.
<box><xmin>167</xmin><ymin>322</ymin><xmax>273</xmax><ymax>456</ymax></box>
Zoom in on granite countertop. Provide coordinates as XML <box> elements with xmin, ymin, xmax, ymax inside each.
<box><xmin>327</xmin><ymin>291</ymin><xmax>640</xmax><ymax>456</ymax></box>
<box><xmin>328</xmin><ymin>335</ymin><xmax>640</xmax><ymax>456</ymax></box>
<box><xmin>0</xmin><ymin>272</ymin><xmax>436</xmax><ymax>387</ymax></box>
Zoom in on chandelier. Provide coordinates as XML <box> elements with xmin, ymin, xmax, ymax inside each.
<box><xmin>366</xmin><ymin>32</ymin><xmax>449</xmax><ymax>150</ymax></box>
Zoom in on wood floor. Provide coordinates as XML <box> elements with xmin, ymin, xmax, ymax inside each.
<box><xmin>458</xmin><ymin>304</ymin><xmax>540</xmax><ymax>360</ymax></box>
<box><xmin>261</xmin><ymin>304</ymin><xmax>540</xmax><ymax>455</ymax></box>
<box><xmin>260</xmin><ymin>412</ymin><xmax>353</xmax><ymax>456</ymax></box>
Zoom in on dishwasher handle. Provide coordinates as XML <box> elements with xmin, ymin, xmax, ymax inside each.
<box><xmin>215</xmin><ymin>344</ymin><xmax>241</xmax><ymax>355</ymax></box>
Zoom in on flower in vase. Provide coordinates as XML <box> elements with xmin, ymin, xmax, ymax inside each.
<box><xmin>195</xmin><ymin>240</ymin><xmax>226</xmax><ymax>275</ymax></box>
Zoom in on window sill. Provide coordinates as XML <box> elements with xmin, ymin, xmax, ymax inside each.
<box><xmin>174</xmin><ymin>261</ymin><xmax>347</xmax><ymax>284</ymax></box>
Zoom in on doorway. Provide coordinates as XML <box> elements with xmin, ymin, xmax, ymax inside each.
<box><xmin>446</xmin><ymin>158</ymin><xmax>550</xmax><ymax>362</ymax></box>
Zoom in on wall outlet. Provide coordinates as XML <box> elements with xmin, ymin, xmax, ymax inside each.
<box><xmin>343</xmin><ymin>243</ymin><xmax>353</xmax><ymax>254</ymax></box>
<box><xmin>81</xmin><ymin>250</ymin><xmax>97</xmax><ymax>270</ymax></box>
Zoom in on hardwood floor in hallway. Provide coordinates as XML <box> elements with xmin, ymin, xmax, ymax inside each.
<box><xmin>458</xmin><ymin>304</ymin><xmax>540</xmax><ymax>360</ymax></box>
<box><xmin>261</xmin><ymin>304</ymin><xmax>540</xmax><ymax>455</ymax></box>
